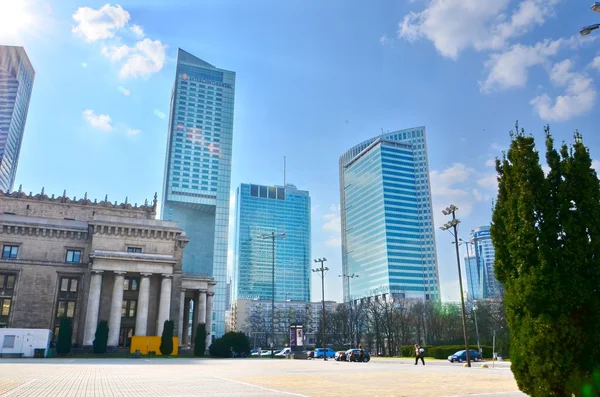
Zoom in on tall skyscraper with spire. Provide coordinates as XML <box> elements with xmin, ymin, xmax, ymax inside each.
<box><xmin>0</xmin><ymin>46</ymin><xmax>34</xmax><ymax>192</ymax></box>
<box><xmin>161</xmin><ymin>49</ymin><xmax>235</xmax><ymax>339</ymax></box>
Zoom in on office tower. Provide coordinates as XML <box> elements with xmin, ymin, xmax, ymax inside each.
<box><xmin>232</xmin><ymin>183</ymin><xmax>311</xmax><ymax>302</ymax></box>
<box><xmin>464</xmin><ymin>252</ymin><xmax>481</xmax><ymax>300</ymax></box>
<box><xmin>161</xmin><ymin>49</ymin><xmax>235</xmax><ymax>338</ymax></box>
<box><xmin>0</xmin><ymin>46</ymin><xmax>34</xmax><ymax>192</ymax></box>
<box><xmin>339</xmin><ymin>127</ymin><xmax>440</xmax><ymax>301</ymax></box>
<box><xmin>471</xmin><ymin>226</ymin><xmax>502</xmax><ymax>298</ymax></box>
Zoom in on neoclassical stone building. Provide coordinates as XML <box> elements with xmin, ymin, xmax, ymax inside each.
<box><xmin>0</xmin><ymin>188</ymin><xmax>215</xmax><ymax>349</ymax></box>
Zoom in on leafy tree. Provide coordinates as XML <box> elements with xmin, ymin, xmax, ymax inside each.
<box><xmin>193</xmin><ymin>323</ymin><xmax>207</xmax><ymax>357</ymax></box>
<box><xmin>491</xmin><ymin>124</ymin><xmax>600</xmax><ymax>396</ymax></box>
<box><xmin>159</xmin><ymin>320</ymin><xmax>174</xmax><ymax>356</ymax></box>
<box><xmin>93</xmin><ymin>320</ymin><xmax>109</xmax><ymax>354</ymax></box>
<box><xmin>209</xmin><ymin>331</ymin><xmax>250</xmax><ymax>358</ymax></box>
<box><xmin>56</xmin><ymin>317</ymin><xmax>73</xmax><ymax>356</ymax></box>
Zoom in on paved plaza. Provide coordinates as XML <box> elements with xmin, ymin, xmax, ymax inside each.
<box><xmin>0</xmin><ymin>357</ymin><xmax>525</xmax><ymax>397</ymax></box>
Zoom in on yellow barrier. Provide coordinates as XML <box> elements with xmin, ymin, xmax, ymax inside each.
<box><xmin>130</xmin><ymin>336</ymin><xmax>179</xmax><ymax>356</ymax></box>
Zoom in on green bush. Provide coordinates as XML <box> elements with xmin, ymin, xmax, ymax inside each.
<box><xmin>209</xmin><ymin>331</ymin><xmax>251</xmax><ymax>358</ymax></box>
<box><xmin>159</xmin><ymin>320</ymin><xmax>174</xmax><ymax>356</ymax></box>
<box><xmin>56</xmin><ymin>317</ymin><xmax>73</xmax><ymax>356</ymax></box>
<box><xmin>93</xmin><ymin>320</ymin><xmax>109</xmax><ymax>354</ymax></box>
<box><xmin>194</xmin><ymin>323</ymin><xmax>207</xmax><ymax>357</ymax></box>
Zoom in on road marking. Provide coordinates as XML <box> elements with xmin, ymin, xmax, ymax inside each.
<box><xmin>3</xmin><ymin>379</ymin><xmax>37</xmax><ymax>396</ymax></box>
<box><xmin>212</xmin><ymin>376</ymin><xmax>310</xmax><ymax>396</ymax></box>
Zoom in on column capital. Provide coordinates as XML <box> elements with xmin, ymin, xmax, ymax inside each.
<box><xmin>114</xmin><ymin>271</ymin><xmax>127</xmax><ymax>276</ymax></box>
<box><xmin>161</xmin><ymin>274</ymin><xmax>173</xmax><ymax>278</ymax></box>
<box><xmin>207</xmin><ymin>292</ymin><xmax>215</xmax><ymax>297</ymax></box>
<box><xmin>91</xmin><ymin>270</ymin><xmax>104</xmax><ymax>275</ymax></box>
<box><xmin>140</xmin><ymin>272</ymin><xmax>153</xmax><ymax>277</ymax></box>
<box><xmin>181</xmin><ymin>288</ymin><xmax>186</xmax><ymax>292</ymax></box>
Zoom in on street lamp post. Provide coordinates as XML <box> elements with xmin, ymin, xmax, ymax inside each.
<box><xmin>339</xmin><ymin>273</ymin><xmax>358</xmax><ymax>347</ymax></box>
<box><xmin>313</xmin><ymin>258</ymin><xmax>329</xmax><ymax>361</ymax></box>
<box><xmin>260</xmin><ymin>231</ymin><xmax>286</xmax><ymax>358</ymax></box>
<box><xmin>580</xmin><ymin>3</ymin><xmax>600</xmax><ymax>35</ymax></box>
<box><xmin>440</xmin><ymin>204</ymin><xmax>471</xmax><ymax>367</ymax></box>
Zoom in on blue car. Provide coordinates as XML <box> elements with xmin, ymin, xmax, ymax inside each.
<box><xmin>448</xmin><ymin>349</ymin><xmax>481</xmax><ymax>363</ymax></box>
<box><xmin>314</xmin><ymin>348</ymin><xmax>336</xmax><ymax>358</ymax></box>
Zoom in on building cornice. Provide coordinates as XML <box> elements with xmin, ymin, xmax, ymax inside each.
<box><xmin>89</xmin><ymin>250</ymin><xmax>178</xmax><ymax>264</ymax></box>
<box><xmin>0</xmin><ymin>217</ymin><xmax>89</xmax><ymax>240</ymax></box>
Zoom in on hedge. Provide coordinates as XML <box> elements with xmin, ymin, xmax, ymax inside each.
<box><xmin>400</xmin><ymin>345</ymin><xmax>494</xmax><ymax>359</ymax></box>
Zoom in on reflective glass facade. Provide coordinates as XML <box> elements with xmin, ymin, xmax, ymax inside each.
<box><xmin>232</xmin><ymin>183</ymin><xmax>311</xmax><ymax>302</ymax></box>
<box><xmin>464</xmin><ymin>253</ymin><xmax>481</xmax><ymax>300</ymax></box>
<box><xmin>471</xmin><ymin>226</ymin><xmax>502</xmax><ymax>298</ymax></box>
<box><xmin>339</xmin><ymin>127</ymin><xmax>440</xmax><ymax>301</ymax></box>
<box><xmin>0</xmin><ymin>46</ymin><xmax>34</xmax><ymax>192</ymax></box>
<box><xmin>161</xmin><ymin>49</ymin><xmax>235</xmax><ymax>338</ymax></box>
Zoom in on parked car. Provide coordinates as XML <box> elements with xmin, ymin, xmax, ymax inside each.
<box><xmin>314</xmin><ymin>348</ymin><xmax>336</xmax><ymax>358</ymax></box>
<box><xmin>260</xmin><ymin>349</ymin><xmax>282</xmax><ymax>356</ymax></box>
<box><xmin>250</xmin><ymin>349</ymin><xmax>259</xmax><ymax>355</ymax></box>
<box><xmin>448</xmin><ymin>350</ymin><xmax>481</xmax><ymax>363</ymax></box>
<box><xmin>275</xmin><ymin>348</ymin><xmax>292</xmax><ymax>357</ymax></box>
<box><xmin>345</xmin><ymin>348</ymin><xmax>370</xmax><ymax>362</ymax></box>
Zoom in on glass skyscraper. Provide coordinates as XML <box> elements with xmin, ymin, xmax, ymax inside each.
<box><xmin>0</xmin><ymin>46</ymin><xmax>34</xmax><ymax>192</ymax></box>
<box><xmin>339</xmin><ymin>127</ymin><xmax>440</xmax><ymax>301</ymax></box>
<box><xmin>161</xmin><ymin>49</ymin><xmax>235</xmax><ymax>338</ymax></box>
<box><xmin>464</xmin><ymin>252</ymin><xmax>481</xmax><ymax>301</ymax></box>
<box><xmin>232</xmin><ymin>183</ymin><xmax>311</xmax><ymax>302</ymax></box>
<box><xmin>471</xmin><ymin>226</ymin><xmax>502</xmax><ymax>299</ymax></box>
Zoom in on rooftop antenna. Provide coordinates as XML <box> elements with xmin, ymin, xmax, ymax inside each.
<box><xmin>284</xmin><ymin>156</ymin><xmax>286</xmax><ymax>186</ymax></box>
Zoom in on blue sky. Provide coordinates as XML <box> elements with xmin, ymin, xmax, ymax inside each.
<box><xmin>3</xmin><ymin>0</ymin><xmax>600</xmax><ymax>302</ymax></box>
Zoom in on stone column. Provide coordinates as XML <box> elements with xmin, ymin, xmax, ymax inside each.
<box><xmin>135</xmin><ymin>273</ymin><xmax>152</xmax><ymax>336</ymax></box>
<box><xmin>156</xmin><ymin>275</ymin><xmax>173</xmax><ymax>336</ymax></box>
<box><xmin>205</xmin><ymin>292</ymin><xmax>214</xmax><ymax>347</ymax></box>
<box><xmin>83</xmin><ymin>270</ymin><xmax>103</xmax><ymax>346</ymax></box>
<box><xmin>194</xmin><ymin>290</ymin><xmax>206</xmax><ymax>345</ymax></box>
<box><xmin>182</xmin><ymin>298</ymin><xmax>190</xmax><ymax>346</ymax></box>
<box><xmin>178</xmin><ymin>289</ymin><xmax>186</xmax><ymax>345</ymax></box>
<box><xmin>108</xmin><ymin>271</ymin><xmax>126</xmax><ymax>347</ymax></box>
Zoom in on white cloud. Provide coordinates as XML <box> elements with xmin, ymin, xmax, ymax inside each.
<box><xmin>325</xmin><ymin>236</ymin><xmax>342</xmax><ymax>248</ymax></box>
<box><xmin>592</xmin><ymin>55</ymin><xmax>600</xmax><ymax>71</ymax></box>
<box><xmin>380</xmin><ymin>35</ymin><xmax>389</xmax><ymax>46</ymax></box>
<box><xmin>103</xmin><ymin>38</ymin><xmax>166</xmax><ymax>79</ymax></box>
<box><xmin>480</xmin><ymin>39</ymin><xmax>562</xmax><ymax>93</ymax></box>
<box><xmin>430</xmin><ymin>163</ymin><xmax>478</xmax><ymax>226</ymax></box>
<box><xmin>72</xmin><ymin>4</ymin><xmax>130</xmax><ymax>42</ymax></box>
<box><xmin>130</xmin><ymin>24</ymin><xmax>144</xmax><ymax>38</ymax></box>
<box><xmin>593</xmin><ymin>160</ymin><xmax>600</xmax><ymax>173</ymax></box>
<box><xmin>81</xmin><ymin>62</ymin><xmax>87</xmax><ymax>68</ymax></box>
<box><xmin>82</xmin><ymin>109</ymin><xmax>112</xmax><ymax>131</ymax></box>
<box><xmin>323</xmin><ymin>204</ymin><xmax>341</xmax><ymax>233</ymax></box>
<box><xmin>477</xmin><ymin>174</ymin><xmax>498</xmax><ymax>191</ymax></box>
<box><xmin>117</xmin><ymin>85</ymin><xmax>130</xmax><ymax>96</ymax></box>
<box><xmin>485</xmin><ymin>158</ymin><xmax>496</xmax><ymax>167</ymax></box>
<box><xmin>398</xmin><ymin>0</ymin><xmax>561</xmax><ymax>59</ymax></box>
<box><xmin>127</xmin><ymin>128</ymin><xmax>141</xmax><ymax>136</ymax></box>
<box><xmin>530</xmin><ymin>59</ymin><xmax>597</xmax><ymax>121</ymax></box>
<box><xmin>154</xmin><ymin>109</ymin><xmax>166</xmax><ymax>119</ymax></box>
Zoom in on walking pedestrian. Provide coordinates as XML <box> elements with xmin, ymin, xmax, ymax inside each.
<box><xmin>414</xmin><ymin>344</ymin><xmax>425</xmax><ymax>365</ymax></box>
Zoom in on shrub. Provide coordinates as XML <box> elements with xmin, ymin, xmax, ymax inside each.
<box><xmin>209</xmin><ymin>331</ymin><xmax>251</xmax><ymax>358</ymax></box>
<box><xmin>194</xmin><ymin>323</ymin><xmax>207</xmax><ymax>357</ymax></box>
<box><xmin>56</xmin><ymin>317</ymin><xmax>73</xmax><ymax>356</ymax></box>
<box><xmin>93</xmin><ymin>320</ymin><xmax>109</xmax><ymax>354</ymax></box>
<box><xmin>159</xmin><ymin>320</ymin><xmax>174</xmax><ymax>356</ymax></box>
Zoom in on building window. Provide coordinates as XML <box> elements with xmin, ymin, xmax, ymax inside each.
<box><xmin>122</xmin><ymin>300</ymin><xmax>137</xmax><ymax>318</ymax></box>
<box><xmin>123</xmin><ymin>278</ymin><xmax>138</xmax><ymax>291</ymax></box>
<box><xmin>55</xmin><ymin>277</ymin><xmax>79</xmax><ymax>323</ymax></box>
<box><xmin>65</xmin><ymin>249</ymin><xmax>82</xmax><ymax>263</ymax></box>
<box><xmin>127</xmin><ymin>247</ymin><xmax>142</xmax><ymax>253</ymax></box>
<box><xmin>2</xmin><ymin>335</ymin><xmax>15</xmax><ymax>348</ymax></box>
<box><xmin>1</xmin><ymin>245</ymin><xmax>18</xmax><ymax>259</ymax></box>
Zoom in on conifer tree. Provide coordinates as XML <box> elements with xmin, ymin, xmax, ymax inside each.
<box><xmin>160</xmin><ymin>320</ymin><xmax>174</xmax><ymax>356</ymax></box>
<box><xmin>56</xmin><ymin>317</ymin><xmax>73</xmax><ymax>357</ymax></box>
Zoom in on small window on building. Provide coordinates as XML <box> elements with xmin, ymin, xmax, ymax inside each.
<box><xmin>1</xmin><ymin>299</ymin><xmax>11</xmax><ymax>316</ymax></box>
<box><xmin>65</xmin><ymin>250</ymin><xmax>82</xmax><ymax>263</ymax></box>
<box><xmin>2</xmin><ymin>335</ymin><xmax>15</xmax><ymax>348</ymax></box>
<box><xmin>122</xmin><ymin>300</ymin><xmax>137</xmax><ymax>318</ymax></box>
<box><xmin>127</xmin><ymin>247</ymin><xmax>142</xmax><ymax>253</ymax></box>
<box><xmin>123</xmin><ymin>278</ymin><xmax>138</xmax><ymax>291</ymax></box>
<box><xmin>2</xmin><ymin>245</ymin><xmax>18</xmax><ymax>259</ymax></box>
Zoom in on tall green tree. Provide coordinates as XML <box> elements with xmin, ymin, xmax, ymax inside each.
<box><xmin>159</xmin><ymin>320</ymin><xmax>174</xmax><ymax>356</ymax></box>
<box><xmin>93</xmin><ymin>320</ymin><xmax>109</xmax><ymax>354</ymax></box>
<box><xmin>194</xmin><ymin>323</ymin><xmax>207</xmax><ymax>357</ymax></box>
<box><xmin>491</xmin><ymin>124</ymin><xmax>600</xmax><ymax>397</ymax></box>
<box><xmin>56</xmin><ymin>317</ymin><xmax>73</xmax><ymax>357</ymax></box>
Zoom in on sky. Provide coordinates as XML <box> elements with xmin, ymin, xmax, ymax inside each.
<box><xmin>2</xmin><ymin>0</ymin><xmax>600</xmax><ymax>303</ymax></box>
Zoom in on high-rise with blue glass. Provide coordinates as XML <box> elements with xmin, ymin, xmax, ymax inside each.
<box><xmin>470</xmin><ymin>226</ymin><xmax>502</xmax><ymax>299</ymax></box>
<box><xmin>0</xmin><ymin>46</ymin><xmax>34</xmax><ymax>192</ymax></box>
<box><xmin>339</xmin><ymin>127</ymin><xmax>440</xmax><ymax>302</ymax></box>
<box><xmin>232</xmin><ymin>183</ymin><xmax>311</xmax><ymax>302</ymax></box>
<box><xmin>161</xmin><ymin>49</ymin><xmax>235</xmax><ymax>338</ymax></box>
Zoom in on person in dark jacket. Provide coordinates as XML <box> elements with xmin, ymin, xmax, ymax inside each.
<box><xmin>414</xmin><ymin>344</ymin><xmax>425</xmax><ymax>365</ymax></box>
